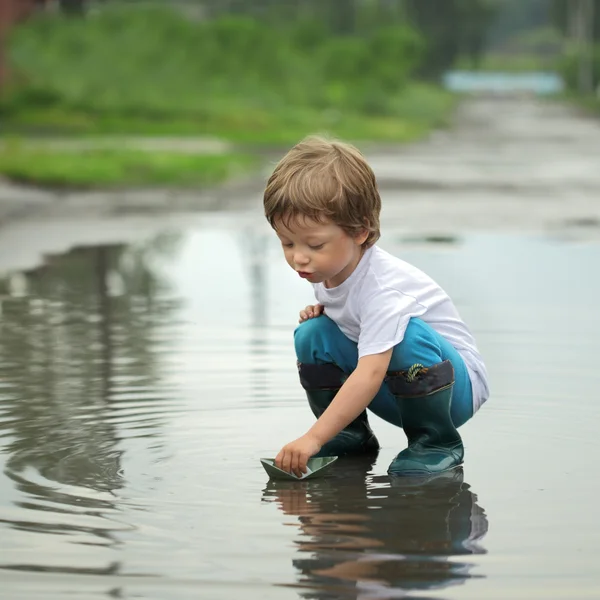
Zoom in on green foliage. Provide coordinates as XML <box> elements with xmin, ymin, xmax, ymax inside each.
<box><xmin>456</xmin><ymin>53</ymin><xmax>554</xmax><ymax>72</ymax></box>
<box><xmin>550</xmin><ymin>0</ymin><xmax>600</xmax><ymax>41</ymax></box>
<box><xmin>0</xmin><ymin>142</ymin><xmax>257</xmax><ymax>188</ymax></box>
<box><xmin>510</xmin><ymin>25</ymin><xmax>564</xmax><ymax>53</ymax></box>
<box><xmin>558</xmin><ymin>44</ymin><xmax>600</xmax><ymax>91</ymax></box>
<box><xmin>369</xmin><ymin>26</ymin><xmax>425</xmax><ymax>90</ymax></box>
<box><xmin>5</xmin><ymin>7</ymin><xmax>425</xmax><ymax>121</ymax></box>
<box><xmin>391</xmin><ymin>84</ymin><xmax>456</xmax><ymax>125</ymax></box>
<box><xmin>404</xmin><ymin>0</ymin><xmax>500</xmax><ymax>77</ymax></box>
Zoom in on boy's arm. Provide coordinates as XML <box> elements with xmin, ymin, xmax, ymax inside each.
<box><xmin>275</xmin><ymin>348</ymin><xmax>393</xmax><ymax>476</ymax></box>
<box><xmin>308</xmin><ymin>348</ymin><xmax>393</xmax><ymax>445</ymax></box>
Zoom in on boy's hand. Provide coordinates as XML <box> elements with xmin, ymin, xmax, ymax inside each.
<box><xmin>275</xmin><ymin>433</ymin><xmax>322</xmax><ymax>478</ymax></box>
<box><xmin>299</xmin><ymin>304</ymin><xmax>324</xmax><ymax>323</ymax></box>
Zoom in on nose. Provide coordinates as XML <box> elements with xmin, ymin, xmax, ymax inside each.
<box><xmin>293</xmin><ymin>250</ymin><xmax>309</xmax><ymax>266</ymax></box>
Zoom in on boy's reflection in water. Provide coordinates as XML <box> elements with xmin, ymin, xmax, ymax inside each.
<box><xmin>262</xmin><ymin>455</ymin><xmax>488</xmax><ymax>599</ymax></box>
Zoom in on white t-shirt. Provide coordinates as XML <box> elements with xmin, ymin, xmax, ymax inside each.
<box><xmin>312</xmin><ymin>245</ymin><xmax>489</xmax><ymax>412</ymax></box>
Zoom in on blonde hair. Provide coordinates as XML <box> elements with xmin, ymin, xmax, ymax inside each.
<box><xmin>263</xmin><ymin>135</ymin><xmax>381</xmax><ymax>248</ymax></box>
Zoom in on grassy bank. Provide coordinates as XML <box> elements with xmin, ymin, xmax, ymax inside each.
<box><xmin>561</xmin><ymin>92</ymin><xmax>600</xmax><ymax>117</ymax></box>
<box><xmin>579</xmin><ymin>96</ymin><xmax>600</xmax><ymax>113</ymax></box>
<box><xmin>2</xmin><ymin>84</ymin><xmax>456</xmax><ymax>144</ymax></box>
<box><xmin>456</xmin><ymin>53</ymin><xmax>557</xmax><ymax>72</ymax></box>
<box><xmin>0</xmin><ymin>7</ymin><xmax>457</xmax><ymax>188</ymax></box>
<box><xmin>0</xmin><ymin>144</ymin><xmax>257</xmax><ymax>189</ymax></box>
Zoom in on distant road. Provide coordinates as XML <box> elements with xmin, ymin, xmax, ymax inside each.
<box><xmin>366</xmin><ymin>95</ymin><xmax>600</xmax><ymax>237</ymax></box>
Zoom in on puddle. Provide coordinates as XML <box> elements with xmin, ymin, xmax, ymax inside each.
<box><xmin>0</xmin><ymin>214</ymin><xmax>599</xmax><ymax>600</ymax></box>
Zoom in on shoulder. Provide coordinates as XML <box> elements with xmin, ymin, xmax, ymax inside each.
<box><xmin>358</xmin><ymin>246</ymin><xmax>425</xmax><ymax>294</ymax></box>
<box><xmin>369</xmin><ymin>245</ymin><xmax>424</xmax><ymax>278</ymax></box>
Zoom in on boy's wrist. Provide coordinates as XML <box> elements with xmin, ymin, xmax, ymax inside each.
<box><xmin>306</xmin><ymin>425</ymin><xmax>328</xmax><ymax>448</ymax></box>
<box><xmin>307</xmin><ymin>371</ymin><xmax>384</xmax><ymax>446</ymax></box>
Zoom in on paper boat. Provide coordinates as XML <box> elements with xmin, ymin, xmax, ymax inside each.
<box><xmin>260</xmin><ymin>456</ymin><xmax>338</xmax><ymax>481</ymax></box>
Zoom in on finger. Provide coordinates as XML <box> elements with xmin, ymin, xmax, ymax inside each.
<box><xmin>299</xmin><ymin>453</ymin><xmax>308</xmax><ymax>475</ymax></box>
<box><xmin>299</xmin><ymin>311</ymin><xmax>307</xmax><ymax>321</ymax></box>
<box><xmin>291</xmin><ymin>452</ymin><xmax>301</xmax><ymax>478</ymax></box>
<box><xmin>315</xmin><ymin>304</ymin><xmax>324</xmax><ymax>315</ymax></box>
<box><xmin>305</xmin><ymin>306</ymin><xmax>314</xmax><ymax>318</ymax></box>
<box><xmin>275</xmin><ymin>449</ymin><xmax>284</xmax><ymax>469</ymax></box>
<box><xmin>281</xmin><ymin>451</ymin><xmax>292</xmax><ymax>474</ymax></box>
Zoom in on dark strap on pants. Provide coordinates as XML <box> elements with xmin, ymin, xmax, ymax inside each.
<box><xmin>386</xmin><ymin>360</ymin><xmax>454</xmax><ymax>397</ymax></box>
<box><xmin>298</xmin><ymin>362</ymin><xmax>346</xmax><ymax>390</ymax></box>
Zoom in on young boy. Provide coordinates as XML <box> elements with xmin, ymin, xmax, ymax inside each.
<box><xmin>263</xmin><ymin>136</ymin><xmax>489</xmax><ymax>478</ymax></box>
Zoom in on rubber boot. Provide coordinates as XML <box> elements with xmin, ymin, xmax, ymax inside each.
<box><xmin>386</xmin><ymin>360</ymin><xmax>464</xmax><ymax>476</ymax></box>
<box><xmin>298</xmin><ymin>362</ymin><xmax>379</xmax><ymax>457</ymax></box>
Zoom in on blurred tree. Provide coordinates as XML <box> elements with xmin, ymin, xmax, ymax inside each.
<box><xmin>329</xmin><ymin>0</ymin><xmax>357</xmax><ymax>34</ymax></box>
<box><xmin>0</xmin><ymin>0</ymin><xmax>10</xmax><ymax>92</ymax></box>
<box><xmin>0</xmin><ymin>0</ymin><xmax>47</xmax><ymax>92</ymax></box>
<box><xmin>552</xmin><ymin>0</ymin><xmax>600</xmax><ymax>40</ymax></box>
<box><xmin>405</xmin><ymin>0</ymin><xmax>499</xmax><ymax>77</ymax></box>
<box><xmin>184</xmin><ymin>0</ymin><xmax>499</xmax><ymax>76</ymax></box>
<box><xmin>487</xmin><ymin>0</ymin><xmax>553</xmax><ymax>49</ymax></box>
<box><xmin>59</xmin><ymin>0</ymin><xmax>85</xmax><ymax>15</ymax></box>
<box><xmin>459</xmin><ymin>0</ymin><xmax>499</xmax><ymax>68</ymax></box>
<box><xmin>553</xmin><ymin>0</ymin><xmax>599</xmax><ymax>93</ymax></box>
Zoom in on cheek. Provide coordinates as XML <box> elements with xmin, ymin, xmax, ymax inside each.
<box><xmin>282</xmin><ymin>248</ymin><xmax>294</xmax><ymax>264</ymax></box>
<box><xmin>333</xmin><ymin>242</ymin><xmax>354</xmax><ymax>263</ymax></box>
<box><xmin>320</xmin><ymin>248</ymin><xmax>347</xmax><ymax>269</ymax></box>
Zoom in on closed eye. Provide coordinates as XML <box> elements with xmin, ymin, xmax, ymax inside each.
<box><xmin>309</xmin><ymin>244</ymin><xmax>324</xmax><ymax>250</ymax></box>
<box><xmin>281</xmin><ymin>242</ymin><xmax>293</xmax><ymax>248</ymax></box>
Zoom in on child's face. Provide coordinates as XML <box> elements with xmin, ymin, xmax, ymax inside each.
<box><xmin>274</xmin><ymin>216</ymin><xmax>368</xmax><ymax>288</ymax></box>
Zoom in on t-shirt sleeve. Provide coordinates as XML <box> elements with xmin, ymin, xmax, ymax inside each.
<box><xmin>357</xmin><ymin>287</ymin><xmax>427</xmax><ymax>358</ymax></box>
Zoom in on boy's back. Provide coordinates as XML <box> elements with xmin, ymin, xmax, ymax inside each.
<box><xmin>312</xmin><ymin>244</ymin><xmax>489</xmax><ymax>413</ymax></box>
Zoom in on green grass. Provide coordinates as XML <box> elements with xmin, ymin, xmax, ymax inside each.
<box><xmin>0</xmin><ymin>83</ymin><xmax>457</xmax><ymax>188</ymax></box>
<box><xmin>560</xmin><ymin>92</ymin><xmax>600</xmax><ymax>116</ymax></box>
<box><xmin>1</xmin><ymin>84</ymin><xmax>457</xmax><ymax>144</ymax></box>
<box><xmin>1</xmin><ymin>9</ymin><xmax>457</xmax><ymax>146</ymax></box>
<box><xmin>0</xmin><ymin>144</ymin><xmax>258</xmax><ymax>189</ymax></box>
<box><xmin>455</xmin><ymin>53</ymin><xmax>559</xmax><ymax>73</ymax></box>
<box><xmin>0</xmin><ymin>10</ymin><xmax>460</xmax><ymax>188</ymax></box>
<box><xmin>581</xmin><ymin>97</ymin><xmax>600</xmax><ymax>113</ymax></box>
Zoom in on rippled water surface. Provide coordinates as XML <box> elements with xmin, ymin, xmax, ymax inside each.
<box><xmin>1</xmin><ymin>211</ymin><xmax>600</xmax><ymax>600</ymax></box>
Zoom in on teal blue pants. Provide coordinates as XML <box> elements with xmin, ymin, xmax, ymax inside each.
<box><xmin>294</xmin><ymin>316</ymin><xmax>474</xmax><ymax>428</ymax></box>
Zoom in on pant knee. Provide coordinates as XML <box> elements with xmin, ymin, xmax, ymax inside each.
<box><xmin>389</xmin><ymin>318</ymin><xmax>444</xmax><ymax>371</ymax></box>
<box><xmin>294</xmin><ymin>316</ymin><xmax>338</xmax><ymax>364</ymax></box>
<box><xmin>386</xmin><ymin>318</ymin><xmax>474</xmax><ymax>427</ymax></box>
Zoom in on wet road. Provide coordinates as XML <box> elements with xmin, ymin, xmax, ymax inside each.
<box><xmin>1</xmin><ymin>98</ymin><xmax>600</xmax><ymax>599</ymax></box>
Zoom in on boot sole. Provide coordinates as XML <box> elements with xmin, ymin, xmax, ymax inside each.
<box><xmin>387</xmin><ymin>461</ymin><xmax>463</xmax><ymax>477</ymax></box>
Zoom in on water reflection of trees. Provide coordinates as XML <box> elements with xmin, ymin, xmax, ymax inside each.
<box><xmin>0</xmin><ymin>234</ymin><xmax>182</xmax><ymax>512</ymax></box>
<box><xmin>240</xmin><ymin>224</ymin><xmax>270</xmax><ymax>403</ymax></box>
<box><xmin>263</xmin><ymin>458</ymin><xmax>488</xmax><ymax>599</ymax></box>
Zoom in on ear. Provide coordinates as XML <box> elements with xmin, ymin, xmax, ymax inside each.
<box><xmin>354</xmin><ymin>227</ymin><xmax>369</xmax><ymax>246</ymax></box>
